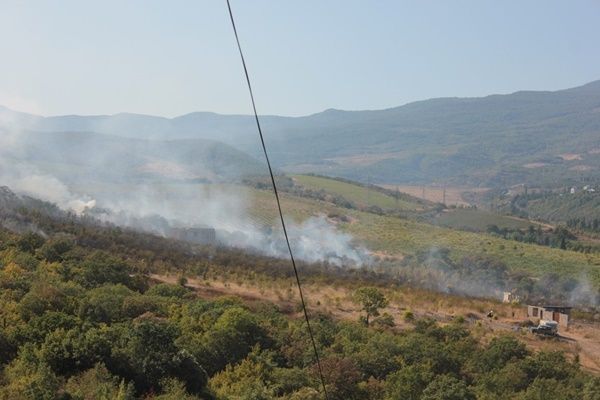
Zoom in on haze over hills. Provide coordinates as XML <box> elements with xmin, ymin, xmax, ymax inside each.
<box><xmin>2</xmin><ymin>79</ymin><xmax>600</xmax><ymax>187</ymax></box>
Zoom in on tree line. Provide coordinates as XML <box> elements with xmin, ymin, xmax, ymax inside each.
<box><xmin>0</xmin><ymin>217</ymin><xmax>599</xmax><ymax>398</ymax></box>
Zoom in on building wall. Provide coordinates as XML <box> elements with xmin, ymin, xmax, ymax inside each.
<box><xmin>558</xmin><ymin>313</ymin><xmax>569</xmax><ymax>329</ymax></box>
<box><xmin>527</xmin><ymin>306</ymin><xmax>569</xmax><ymax>330</ymax></box>
<box><xmin>527</xmin><ymin>305</ymin><xmax>540</xmax><ymax>318</ymax></box>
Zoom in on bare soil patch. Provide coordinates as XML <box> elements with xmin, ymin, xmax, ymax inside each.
<box><xmin>523</xmin><ymin>162</ymin><xmax>548</xmax><ymax>169</ymax></box>
<box><xmin>151</xmin><ymin>273</ymin><xmax>600</xmax><ymax>374</ymax></box>
<box><xmin>559</xmin><ymin>153</ymin><xmax>583</xmax><ymax>161</ymax></box>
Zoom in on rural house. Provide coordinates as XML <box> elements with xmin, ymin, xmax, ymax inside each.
<box><xmin>527</xmin><ymin>305</ymin><xmax>572</xmax><ymax>330</ymax></box>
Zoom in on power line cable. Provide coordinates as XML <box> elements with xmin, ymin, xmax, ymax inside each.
<box><xmin>225</xmin><ymin>1</ymin><xmax>329</xmax><ymax>398</ymax></box>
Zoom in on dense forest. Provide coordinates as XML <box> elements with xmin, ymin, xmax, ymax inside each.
<box><xmin>0</xmin><ymin>194</ymin><xmax>598</xmax><ymax>399</ymax></box>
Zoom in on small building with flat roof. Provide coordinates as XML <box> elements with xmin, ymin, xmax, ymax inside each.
<box><xmin>527</xmin><ymin>305</ymin><xmax>572</xmax><ymax>330</ymax></box>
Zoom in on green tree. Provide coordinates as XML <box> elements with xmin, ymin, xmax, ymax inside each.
<box><xmin>116</xmin><ymin>319</ymin><xmax>207</xmax><ymax>395</ymax></box>
<box><xmin>19</xmin><ymin>282</ymin><xmax>82</xmax><ymax>321</ymax></box>
<box><xmin>472</xmin><ymin>335</ymin><xmax>528</xmax><ymax>373</ymax></box>
<box><xmin>519</xmin><ymin>377</ymin><xmax>581</xmax><ymax>400</ymax></box>
<box><xmin>209</xmin><ymin>349</ymin><xmax>276</xmax><ymax>400</ymax></box>
<box><xmin>351</xmin><ymin>331</ymin><xmax>402</xmax><ymax>379</ymax></box>
<box><xmin>0</xmin><ymin>344</ymin><xmax>61</xmax><ymax>400</ymax></box>
<box><xmin>584</xmin><ymin>377</ymin><xmax>600</xmax><ymax>400</ymax></box>
<box><xmin>522</xmin><ymin>351</ymin><xmax>579</xmax><ymax>382</ymax></box>
<box><xmin>64</xmin><ymin>363</ymin><xmax>135</xmax><ymax>400</ymax></box>
<box><xmin>385</xmin><ymin>365</ymin><xmax>433</xmax><ymax>400</ymax></box>
<box><xmin>78</xmin><ymin>251</ymin><xmax>132</xmax><ymax>288</ymax></box>
<box><xmin>353</xmin><ymin>287</ymin><xmax>389</xmax><ymax>326</ymax></box>
<box><xmin>78</xmin><ymin>284</ymin><xmax>136</xmax><ymax>323</ymax></box>
<box><xmin>21</xmin><ymin>311</ymin><xmax>78</xmax><ymax>344</ymax></box>
<box><xmin>153</xmin><ymin>379</ymin><xmax>202</xmax><ymax>400</ymax></box>
<box><xmin>39</xmin><ymin>326</ymin><xmax>112</xmax><ymax>375</ymax></box>
<box><xmin>36</xmin><ymin>237</ymin><xmax>74</xmax><ymax>263</ymax></box>
<box><xmin>315</xmin><ymin>356</ymin><xmax>362</xmax><ymax>400</ymax></box>
<box><xmin>288</xmin><ymin>387</ymin><xmax>321</xmax><ymax>400</ymax></box>
<box><xmin>146</xmin><ymin>283</ymin><xmax>189</xmax><ymax>298</ymax></box>
<box><xmin>475</xmin><ymin>362</ymin><xmax>529</xmax><ymax>398</ymax></box>
<box><xmin>199</xmin><ymin>307</ymin><xmax>269</xmax><ymax>374</ymax></box>
<box><xmin>17</xmin><ymin>232</ymin><xmax>46</xmax><ymax>254</ymax></box>
<box><xmin>421</xmin><ymin>374</ymin><xmax>475</xmax><ymax>400</ymax></box>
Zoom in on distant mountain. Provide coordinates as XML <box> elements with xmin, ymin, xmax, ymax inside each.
<box><xmin>3</xmin><ymin>80</ymin><xmax>600</xmax><ymax>187</ymax></box>
<box><xmin>0</xmin><ymin>129</ymin><xmax>266</xmax><ymax>185</ymax></box>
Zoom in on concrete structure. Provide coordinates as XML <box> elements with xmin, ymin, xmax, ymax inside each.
<box><xmin>503</xmin><ymin>291</ymin><xmax>521</xmax><ymax>304</ymax></box>
<box><xmin>527</xmin><ymin>305</ymin><xmax>572</xmax><ymax>330</ymax></box>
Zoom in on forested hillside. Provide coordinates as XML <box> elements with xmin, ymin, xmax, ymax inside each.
<box><xmin>0</xmin><ymin>130</ymin><xmax>266</xmax><ymax>185</ymax></box>
<box><xmin>3</xmin><ymin>80</ymin><xmax>600</xmax><ymax>187</ymax></box>
<box><xmin>0</xmin><ymin>191</ymin><xmax>599</xmax><ymax>399</ymax></box>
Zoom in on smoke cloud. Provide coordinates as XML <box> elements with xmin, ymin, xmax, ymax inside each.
<box><xmin>0</xmin><ymin>111</ymin><xmax>370</xmax><ymax>266</ymax></box>
<box><xmin>0</xmin><ymin>123</ymin><xmax>96</xmax><ymax>214</ymax></box>
<box><xmin>89</xmin><ymin>182</ymin><xmax>370</xmax><ymax>266</ymax></box>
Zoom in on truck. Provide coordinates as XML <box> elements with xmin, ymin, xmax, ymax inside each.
<box><xmin>530</xmin><ymin>320</ymin><xmax>559</xmax><ymax>337</ymax></box>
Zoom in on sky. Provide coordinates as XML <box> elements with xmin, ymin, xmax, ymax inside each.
<box><xmin>1</xmin><ymin>0</ymin><xmax>599</xmax><ymax>118</ymax></box>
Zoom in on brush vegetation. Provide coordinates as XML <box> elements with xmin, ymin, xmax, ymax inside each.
<box><xmin>244</xmin><ymin>178</ymin><xmax>600</xmax><ymax>290</ymax></box>
<box><xmin>0</xmin><ymin>202</ymin><xmax>598</xmax><ymax>399</ymax></box>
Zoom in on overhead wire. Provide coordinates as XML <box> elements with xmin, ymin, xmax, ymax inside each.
<box><xmin>225</xmin><ymin>1</ymin><xmax>329</xmax><ymax>398</ymax></box>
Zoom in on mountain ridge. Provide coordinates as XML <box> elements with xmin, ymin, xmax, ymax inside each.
<box><xmin>2</xmin><ymin>79</ymin><xmax>600</xmax><ymax>187</ymax></box>
<box><xmin>3</xmin><ymin>79</ymin><xmax>598</xmax><ymax>123</ymax></box>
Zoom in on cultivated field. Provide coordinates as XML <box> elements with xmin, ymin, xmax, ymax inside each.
<box><xmin>73</xmin><ymin>180</ymin><xmax>600</xmax><ymax>288</ymax></box>
<box><xmin>293</xmin><ymin>174</ymin><xmax>420</xmax><ymax>210</ymax></box>
<box><xmin>379</xmin><ymin>184</ymin><xmax>488</xmax><ymax>206</ymax></box>
<box><xmin>432</xmin><ymin>209</ymin><xmax>540</xmax><ymax>231</ymax></box>
<box><xmin>244</xmin><ymin>187</ymin><xmax>600</xmax><ymax>288</ymax></box>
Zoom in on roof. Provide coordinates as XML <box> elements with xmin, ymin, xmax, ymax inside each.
<box><xmin>528</xmin><ymin>305</ymin><xmax>572</xmax><ymax>310</ymax></box>
<box><xmin>541</xmin><ymin>305</ymin><xmax>572</xmax><ymax>310</ymax></box>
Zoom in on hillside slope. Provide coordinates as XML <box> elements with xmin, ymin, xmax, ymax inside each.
<box><xmin>3</xmin><ymin>80</ymin><xmax>600</xmax><ymax>186</ymax></box>
<box><xmin>0</xmin><ymin>130</ymin><xmax>266</xmax><ymax>184</ymax></box>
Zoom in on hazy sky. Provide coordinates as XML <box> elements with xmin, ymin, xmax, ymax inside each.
<box><xmin>1</xmin><ymin>0</ymin><xmax>599</xmax><ymax>117</ymax></box>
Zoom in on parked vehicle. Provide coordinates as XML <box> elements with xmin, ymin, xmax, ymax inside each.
<box><xmin>530</xmin><ymin>320</ymin><xmax>559</xmax><ymax>336</ymax></box>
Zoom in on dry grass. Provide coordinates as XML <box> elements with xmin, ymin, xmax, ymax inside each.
<box><xmin>152</xmin><ymin>273</ymin><xmax>600</xmax><ymax>375</ymax></box>
<box><xmin>378</xmin><ymin>185</ymin><xmax>488</xmax><ymax>206</ymax></box>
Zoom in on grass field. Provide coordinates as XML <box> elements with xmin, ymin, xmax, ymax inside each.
<box><xmin>247</xmin><ymin>187</ymin><xmax>600</xmax><ymax>288</ymax></box>
<box><xmin>292</xmin><ymin>174</ymin><xmax>420</xmax><ymax>210</ymax></box>
<box><xmin>74</xmin><ymin>180</ymin><xmax>600</xmax><ymax>288</ymax></box>
<box><xmin>379</xmin><ymin>184</ymin><xmax>489</xmax><ymax>206</ymax></box>
<box><xmin>432</xmin><ymin>209</ymin><xmax>540</xmax><ymax>231</ymax></box>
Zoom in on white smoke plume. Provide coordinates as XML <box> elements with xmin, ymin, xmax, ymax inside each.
<box><xmin>0</xmin><ymin>110</ymin><xmax>370</xmax><ymax>266</ymax></box>
<box><xmin>90</xmin><ymin>182</ymin><xmax>370</xmax><ymax>266</ymax></box>
<box><xmin>568</xmin><ymin>274</ymin><xmax>599</xmax><ymax>308</ymax></box>
<box><xmin>0</xmin><ymin>122</ymin><xmax>96</xmax><ymax>215</ymax></box>
<box><xmin>221</xmin><ymin>215</ymin><xmax>370</xmax><ymax>266</ymax></box>
<box><xmin>0</xmin><ymin>164</ymin><xmax>96</xmax><ymax>214</ymax></box>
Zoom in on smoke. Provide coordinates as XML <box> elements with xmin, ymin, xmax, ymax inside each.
<box><xmin>567</xmin><ymin>274</ymin><xmax>599</xmax><ymax>308</ymax></box>
<box><xmin>394</xmin><ymin>247</ymin><xmax>600</xmax><ymax>308</ymax></box>
<box><xmin>398</xmin><ymin>247</ymin><xmax>509</xmax><ymax>299</ymax></box>
<box><xmin>0</xmin><ymin>165</ymin><xmax>96</xmax><ymax>214</ymax></box>
<box><xmin>0</xmin><ymin>109</ymin><xmax>370</xmax><ymax>266</ymax></box>
<box><xmin>220</xmin><ymin>215</ymin><xmax>370</xmax><ymax>266</ymax></box>
<box><xmin>0</xmin><ymin>123</ymin><xmax>96</xmax><ymax>215</ymax></box>
<box><xmin>89</xmin><ymin>182</ymin><xmax>370</xmax><ymax>266</ymax></box>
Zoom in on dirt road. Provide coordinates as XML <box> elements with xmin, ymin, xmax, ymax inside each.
<box><xmin>151</xmin><ymin>273</ymin><xmax>600</xmax><ymax>374</ymax></box>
